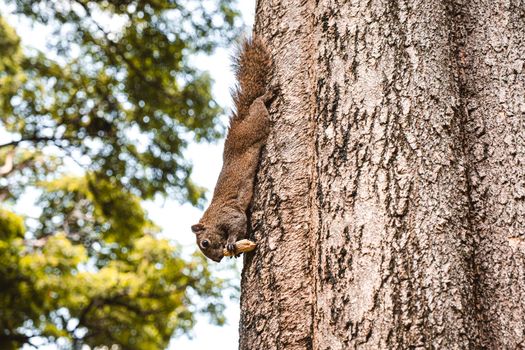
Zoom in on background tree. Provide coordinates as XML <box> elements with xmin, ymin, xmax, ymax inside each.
<box><xmin>0</xmin><ymin>0</ymin><xmax>241</xmax><ymax>348</ymax></box>
<box><xmin>240</xmin><ymin>0</ymin><xmax>525</xmax><ymax>349</ymax></box>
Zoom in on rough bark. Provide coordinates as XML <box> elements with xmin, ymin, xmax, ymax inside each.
<box><xmin>239</xmin><ymin>0</ymin><xmax>525</xmax><ymax>349</ymax></box>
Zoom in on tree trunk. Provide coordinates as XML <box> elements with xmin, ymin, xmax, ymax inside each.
<box><xmin>240</xmin><ymin>0</ymin><xmax>525</xmax><ymax>349</ymax></box>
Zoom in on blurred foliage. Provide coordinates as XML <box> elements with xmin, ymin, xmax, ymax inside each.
<box><xmin>0</xmin><ymin>0</ymin><xmax>241</xmax><ymax>349</ymax></box>
<box><xmin>1</xmin><ymin>0</ymin><xmax>241</xmax><ymax>202</ymax></box>
<box><xmin>0</xmin><ymin>203</ymin><xmax>226</xmax><ymax>350</ymax></box>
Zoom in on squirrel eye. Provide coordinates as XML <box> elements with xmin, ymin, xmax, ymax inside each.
<box><xmin>201</xmin><ymin>240</ymin><xmax>210</xmax><ymax>249</ymax></box>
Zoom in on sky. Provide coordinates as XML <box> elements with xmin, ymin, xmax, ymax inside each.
<box><xmin>2</xmin><ymin>0</ymin><xmax>256</xmax><ymax>349</ymax></box>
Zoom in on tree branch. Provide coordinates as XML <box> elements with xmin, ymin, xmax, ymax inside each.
<box><xmin>0</xmin><ymin>136</ymin><xmax>60</xmax><ymax>150</ymax></box>
<box><xmin>0</xmin><ymin>332</ymin><xmax>37</xmax><ymax>349</ymax></box>
<box><xmin>0</xmin><ymin>133</ymin><xmax>82</xmax><ymax>150</ymax></box>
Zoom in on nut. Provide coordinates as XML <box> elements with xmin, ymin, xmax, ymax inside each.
<box><xmin>223</xmin><ymin>239</ymin><xmax>257</xmax><ymax>256</ymax></box>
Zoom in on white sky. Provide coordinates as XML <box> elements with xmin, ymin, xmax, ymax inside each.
<box><xmin>1</xmin><ymin>0</ymin><xmax>256</xmax><ymax>349</ymax></box>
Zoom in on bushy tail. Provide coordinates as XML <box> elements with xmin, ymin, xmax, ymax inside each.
<box><xmin>231</xmin><ymin>36</ymin><xmax>272</xmax><ymax>120</ymax></box>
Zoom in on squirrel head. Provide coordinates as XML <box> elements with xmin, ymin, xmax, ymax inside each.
<box><xmin>191</xmin><ymin>223</ymin><xmax>224</xmax><ymax>262</ymax></box>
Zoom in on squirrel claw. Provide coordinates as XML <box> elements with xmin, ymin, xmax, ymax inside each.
<box><xmin>226</xmin><ymin>243</ymin><xmax>236</xmax><ymax>254</ymax></box>
<box><xmin>262</xmin><ymin>84</ymin><xmax>280</xmax><ymax>104</ymax></box>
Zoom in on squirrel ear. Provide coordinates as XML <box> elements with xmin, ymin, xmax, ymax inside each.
<box><xmin>191</xmin><ymin>223</ymin><xmax>205</xmax><ymax>233</ymax></box>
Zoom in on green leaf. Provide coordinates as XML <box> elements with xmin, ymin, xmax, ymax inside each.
<box><xmin>0</xmin><ymin>1</ymin><xmax>241</xmax><ymax>348</ymax></box>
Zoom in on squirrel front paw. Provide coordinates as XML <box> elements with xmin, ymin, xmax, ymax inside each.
<box><xmin>226</xmin><ymin>239</ymin><xmax>237</xmax><ymax>255</ymax></box>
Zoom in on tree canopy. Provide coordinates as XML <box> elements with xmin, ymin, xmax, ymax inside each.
<box><xmin>0</xmin><ymin>0</ymin><xmax>240</xmax><ymax>348</ymax></box>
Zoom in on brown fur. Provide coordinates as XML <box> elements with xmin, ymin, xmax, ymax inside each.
<box><xmin>191</xmin><ymin>37</ymin><xmax>274</xmax><ymax>262</ymax></box>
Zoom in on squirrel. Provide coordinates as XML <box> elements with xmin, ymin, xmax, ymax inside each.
<box><xmin>191</xmin><ymin>37</ymin><xmax>275</xmax><ymax>262</ymax></box>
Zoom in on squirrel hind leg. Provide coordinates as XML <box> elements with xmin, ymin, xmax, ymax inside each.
<box><xmin>247</xmin><ymin>84</ymin><xmax>279</xmax><ymax>126</ymax></box>
<box><xmin>245</xmin><ymin>98</ymin><xmax>271</xmax><ymax>137</ymax></box>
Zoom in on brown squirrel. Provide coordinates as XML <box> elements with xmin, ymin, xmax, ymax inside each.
<box><xmin>191</xmin><ymin>37</ymin><xmax>275</xmax><ymax>262</ymax></box>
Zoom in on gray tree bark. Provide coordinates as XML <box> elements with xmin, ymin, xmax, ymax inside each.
<box><xmin>239</xmin><ymin>0</ymin><xmax>525</xmax><ymax>349</ymax></box>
